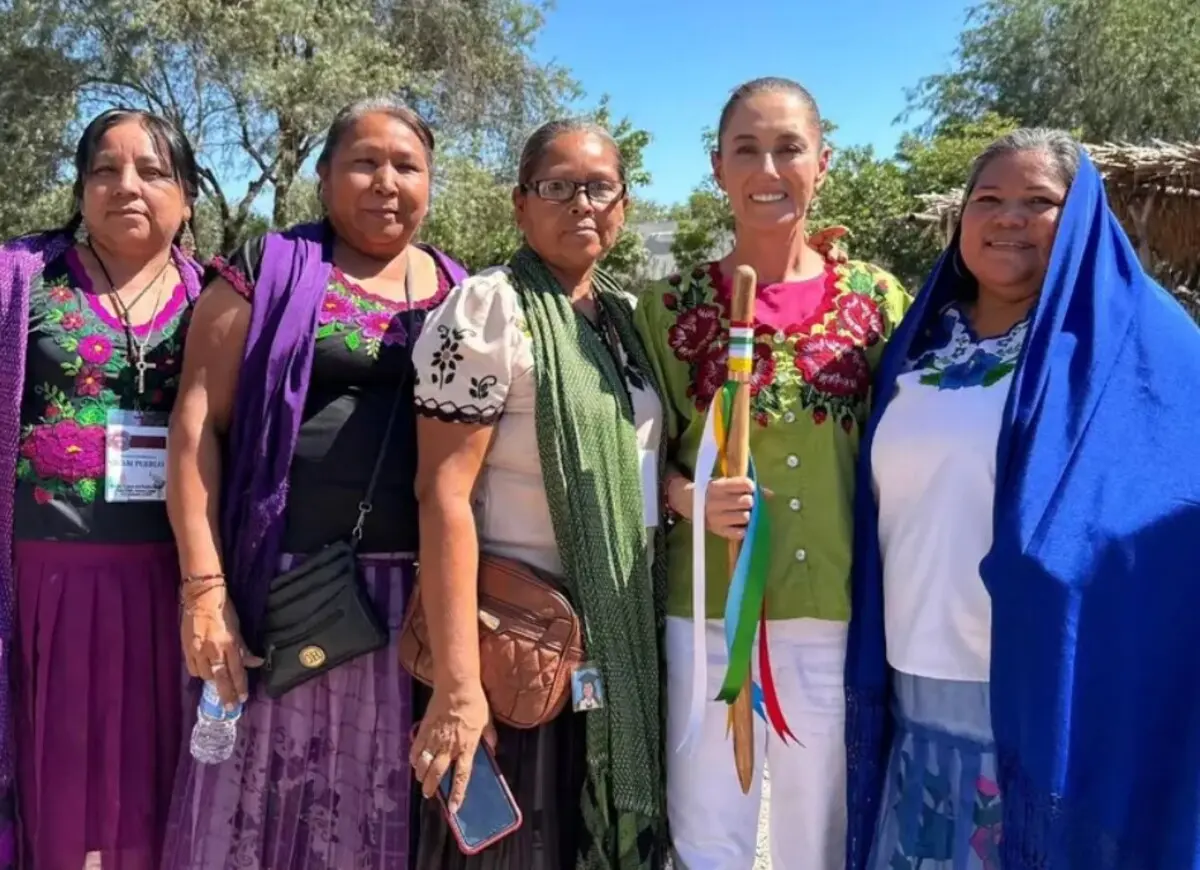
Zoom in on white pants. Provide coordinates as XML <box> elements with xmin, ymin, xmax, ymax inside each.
<box><xmin>666</xmin><ymin>616</ymin><xmax>848</xmax><ymax>870</ymax></box>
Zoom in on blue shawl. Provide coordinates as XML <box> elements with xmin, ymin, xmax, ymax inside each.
<box><xmin>220</xmin><ymin>221</ymin><xmax>466</xmax><ymax>646</ymax></box>
<box><xmin>846</xmin><ymin>155</ymin><xmax>1200</xmax><ymax>869</ymax></box>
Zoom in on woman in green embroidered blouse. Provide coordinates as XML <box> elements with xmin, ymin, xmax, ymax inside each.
<box><xmin>634</xmin><ymin>77</ymin><xmax>910</xmax><ymax>870</ymax></box>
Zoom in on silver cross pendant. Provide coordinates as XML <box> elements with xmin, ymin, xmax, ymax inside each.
<box><xmin>136</xmin><ymin>358</ymin><xmax>156</xmax><ymax>394</ymax></box>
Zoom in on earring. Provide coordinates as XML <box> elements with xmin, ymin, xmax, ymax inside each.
<box><xmin>179</xmin><ymin>224</ymin><xmax>197</xmax><ymax>257</ymax></box>
<box><xmin>73</xmin><ymin>220</ymin><xmax>89</xmax><ymax>246</ymax></box>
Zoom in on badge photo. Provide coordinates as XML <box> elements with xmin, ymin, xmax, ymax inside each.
<box><xmin>571</xmin><ymin>664</ymin><xmax>604</xmax><ymax>712</ymax></box>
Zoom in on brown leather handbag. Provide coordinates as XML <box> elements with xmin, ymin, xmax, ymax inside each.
<box><xmin>398</xmin><ymin>554</ymin><xmax>585</xmax><ymax>729</ymax></box>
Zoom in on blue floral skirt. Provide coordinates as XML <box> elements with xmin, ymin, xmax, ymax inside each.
<box><xmin>867</xmin><ymin>672</ymin><xmax>1002</xmax><ymax>870</ymax></box>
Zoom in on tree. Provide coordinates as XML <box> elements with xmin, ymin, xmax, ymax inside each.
<box><xmin>810</xmin><ymin>113</ymin><xmax>1020</xmax><ymax>287</ymax></box>
<box><xmin>809</xmin><ymin>146</ymin><xmax>913</xmax><ymax>274</ymax></box>
<box><xmin>58</xmin><ymin>0</ymin><xmax>575</xmax><ymax>250</ymax></box>
<box><xmin>0</xmin><ymin>2</ymin><xmax>79</xmax><ymax>239</ymax></box>
<box><xmin>668</xmin><ymin>186</ymin><xmax>732</xmax><ymax>269</ymax></box>
<box><xmin>629</xmin><ymin>200</ymin><xmax>671</xmax><ymax>223</ymax></box>
<box><xmin>420</xmin><ymin>155</ymin><xmax>521</xmax><ymax>272</ymax></box>
<box><xmin>895</xmin><ymin>112</ymin><xmax>1020</xmax><ymax>196</ymax></box>
<box><xmin>908</xmin><ymin>0</ymin><xmax>1200</xmax><ymax>141</ymax></box>
<box><xmin>666</xmin><ymin>128</ymin><xmax>730</xmax><ymax>268</ymax></box>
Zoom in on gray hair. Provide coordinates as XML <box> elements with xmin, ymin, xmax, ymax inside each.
<box><xmin>316</xmin><ymin>97</ymin><xmax>435</xmax><ymax>170</ymax></box>
<box><xmin>516</xmin><ymin>118</ymin><xmax>626</xmax><ymax>188</ymax></box>
<box><xmin>961</xmin><ymin>128</ymin><xmax>1082</xmax><ymax>210</ymax></box>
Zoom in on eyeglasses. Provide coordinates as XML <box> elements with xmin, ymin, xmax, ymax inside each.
<box><xmin>523</xmin><ymin>178</ymin><xmax>626</xmax><ymax>205</ymax></box>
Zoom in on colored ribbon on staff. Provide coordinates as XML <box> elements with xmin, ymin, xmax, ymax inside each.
<box><xmin>676</xmin><ymin>378</ymin><xmax>796</xmax><ymax>754</ymax></box>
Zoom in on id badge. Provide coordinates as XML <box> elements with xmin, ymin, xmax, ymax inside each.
<box><xmin>572</xmin><ymin>663</ymin><xmax>605</xmax><ymax>712</ymax></box>
<box><xmin>640</xmin><ymin>449</ymin><xmax>658</xmax><ymax>528</ymax></box>
<box><xmin>104</xmin><ymin>409</ymin><xmax>169</xmax><ymax>502</ymax></box>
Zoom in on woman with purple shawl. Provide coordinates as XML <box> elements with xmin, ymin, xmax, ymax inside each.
<box><xmin>161</xmin><ymin>98</ymin><xmax>466</xmax><ymax>870</ymax></box>
<box><xmin>0</xmin><ymin>109</ymin><xmax>203</xmax><ymax>869</ymax></box>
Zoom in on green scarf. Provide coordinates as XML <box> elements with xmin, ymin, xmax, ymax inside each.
<box><xmin>508</xmin><ymin>246</ymin><xmax>668</xmax><ymax>870</ymax></box>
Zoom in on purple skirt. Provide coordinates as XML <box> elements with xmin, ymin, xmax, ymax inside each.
<box><xmin>161</xmin><ymin>553</ymin><xmax>416</xmax><ymax>870</ymax></box>
<box><xmin>13</xmin><ymin>539</ymin><xmax>185</xmax><ymax>870</ymax></box>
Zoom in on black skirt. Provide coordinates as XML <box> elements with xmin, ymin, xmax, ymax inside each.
<box><xmin>412</xmin><ymin>695</ymin><xmax>587</xmax><ymax>870</ymax></box>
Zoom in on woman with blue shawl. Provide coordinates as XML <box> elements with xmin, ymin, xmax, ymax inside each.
<box><xmin>846</xmin><ymin>128</ymin><xmax>1200</xmax><ymax>870</ymax></box>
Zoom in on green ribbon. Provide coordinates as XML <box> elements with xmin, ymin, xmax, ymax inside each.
<box><xmin>715</xmin><ymin>382</ymin><xmax>772</xmax><ymax>702</ymax></box>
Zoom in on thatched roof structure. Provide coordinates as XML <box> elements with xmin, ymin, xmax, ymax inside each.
<box><xmin>910</xmin><ymin>141</ymin><xmax>1200</xmax><ymax>299</ymax></box>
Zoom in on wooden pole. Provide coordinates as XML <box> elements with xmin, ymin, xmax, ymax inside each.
<box><xmin>727</xmin><ymin>265</ymin><xmax>757</xmax><ymax>794</ymax></box>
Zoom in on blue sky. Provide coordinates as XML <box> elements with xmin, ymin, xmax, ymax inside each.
<box><xmin>534</xmin><ymin>0</ymin><xmax>975</xmax><ymax>205</ymax></box>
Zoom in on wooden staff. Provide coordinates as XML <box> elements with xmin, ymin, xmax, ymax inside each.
<box><xmin>727</xmin><ymin>265</ymin><xmax>757</xmax><ymax>794</ymax></box>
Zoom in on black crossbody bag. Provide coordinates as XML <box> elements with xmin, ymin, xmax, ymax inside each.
<box><xmin>259</xmin><ymin>268</ymin><xmax>416</xmax><ymax>698</ymax></box>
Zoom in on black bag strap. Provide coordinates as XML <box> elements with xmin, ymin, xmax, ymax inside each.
<box><xmin>351</xmin><ymin>257</ymin><xmax>418</xmax><ymax>544</ymax></box>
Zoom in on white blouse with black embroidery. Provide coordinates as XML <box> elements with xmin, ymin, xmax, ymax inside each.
<box><xmin>412</xmin><ymin>266</ymin><xmax>663</xmax><ymax>576</ymax></box>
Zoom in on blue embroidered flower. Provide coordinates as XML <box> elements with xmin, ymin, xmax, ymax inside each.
<box><xmin>941</xmin><ymin>351</ymin><xmax>1001</xmax><ymax>389</ymax></box>
<box><xmin>908</xmin><ymin>303</ymin><xmax>1025</xmax><ymax>391</ymax></box>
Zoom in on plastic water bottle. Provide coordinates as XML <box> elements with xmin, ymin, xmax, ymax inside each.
<box><xmin>189</xmin><ymin>680</ymin><xmax>242</xmax><ymax>764</ymax></box>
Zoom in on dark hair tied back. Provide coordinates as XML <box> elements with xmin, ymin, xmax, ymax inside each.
<box><xmin>517</xmin><ymin>118</ymin><xmax>627</xmax><ymax>189</ymax></box>
<box><xmin>317</xmin><ymin>98</ymin><xmax>436</xmax><ymax>171</ymax></box>
<box><xmin>716</xmin><ymin>77</ymin><xmax>823</xmax><ymax>152</ymax></box>
<box><xmin>69</xmin><ymin>108</ymin><xmax>201</xmax><ymax>244</ymax></box>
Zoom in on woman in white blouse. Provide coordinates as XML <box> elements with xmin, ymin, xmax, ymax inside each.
<box><xmin>846</xmin><ymin>129</ymin><xmax>1200</xmax><ymax>869</ymax></box>
<box><xmin>407</xmin><ymin>119</ymin><xmax>669</xmax><ymax>869</ymax></box>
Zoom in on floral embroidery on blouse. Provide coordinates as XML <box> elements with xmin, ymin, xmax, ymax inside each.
<box><xmin>18</xmin><ymin>260</ymin><xmax>188</xmax><ymax>504</ymax></box>
<box><xmin>427</xmin><ymin>324</ymin><xmax>472</xmax><ymax>388</ymax></box>
<box><xmin>907</xmin><ymin>304</ymin><xmax>1028</xmax><ymax>391</ymax></box>
<box><xmin>314</xmin><ymin>269</ymin><xmax>427</xmax><ymax>357</ymax></box>
<box><xmin>426</xmin><ymin>320</ymin><xmax>513</xmax><ymax>405</ymax></box>
<box><xmin>211</xmin><ymin>257</ymin><xmax>450</xmax><ymax>359</ymax></box>
<box><xmin>661</xmin><ymin>259</ymin><xmax>894</xmax><ymax>430</ymax></box>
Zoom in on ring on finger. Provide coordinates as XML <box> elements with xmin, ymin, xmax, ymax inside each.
<box><xmin>211</xmin><ymin>661</ymin><xmax>227</xmax><ymax>672</ymax></box>
<box><xmin>419</xmin><ymin>750</ymin><xmax>434</xmax><ymax>765</ymax></box>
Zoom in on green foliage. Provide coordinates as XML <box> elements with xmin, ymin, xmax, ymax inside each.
<box><xmin>0</xmin><ymin>2</ymin><xmax>79</xmax><ymax>240</ymax></box>
<box><xmin>810</xmin><ymin>146</ymin><xmax>918</xmax><ymax>277</ymax></box>
<box><xmin>420</xmin><ymin>154</ymin><xmax>521</xmax><ymax>273</ymax></box>
<box><xmin>812</xmin><ymin>114</ymin><xmax>1021</xmax><ymax>286</ymax></box>
<box><xmin>895</xmin><ymin>113</ymin><xmax>1020</xmax><ymax>197</ymax></box>
<box><xmin>908</xmin><ymin>0</ymin><xmax>1200</xmax><ymax>141</ymax></box>
<box><xmin>47</xmin><ymin>0</ymin><xmax>574</xmax><ymax>250</ymax></box>
<box><xmin>191</xmin><ymin>198</ymin><xmax>269</xmax><ymax>259</ymax></box>
<box><xmin>668</xmin><ymin>183</ymin><xmax>732</xmax><ymax>269</ymax></box>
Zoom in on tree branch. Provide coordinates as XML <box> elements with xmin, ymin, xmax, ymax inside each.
<box><xmin>233</xmin><ymin>98</ymin><xmax>273</xmax><ymax>177</ymax></box>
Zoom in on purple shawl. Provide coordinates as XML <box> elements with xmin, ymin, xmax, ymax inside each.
<box><xmin>0</xmin><ymin>231</ymin><xmax>201</xmax><ymax>801</ymax></box>
<box><xmin>220</xmin><ymin>221</ymin><xmax>466</xmax><ymax>647</ymax></box>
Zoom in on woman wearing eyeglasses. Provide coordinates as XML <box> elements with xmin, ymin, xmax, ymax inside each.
<box><xmin>409</xmin><ymin>118</ymin><xmax>669</xmax><ymax>869</ymax></box>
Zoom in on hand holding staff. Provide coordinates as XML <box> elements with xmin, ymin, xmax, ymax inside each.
<box><xmin>726</xmin><ymin>264</ymin><xmax>757</xmax><ymax>793</ymax></box>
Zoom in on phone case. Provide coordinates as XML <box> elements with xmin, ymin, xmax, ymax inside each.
<box><xmin>411</xmin><ymin>721</ymin><xmax>523</xmax><ymax>856</ymax></box>
<box><xmin>438</xmin><ymin>740</ymin><xmax>523</xmax><ymax>855</ymax></box>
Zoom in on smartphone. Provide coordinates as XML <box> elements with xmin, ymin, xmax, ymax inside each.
<box><xmin>436</xmin><ymin>738</ymin><xmax>522</xmax><ymax>854</ymax></box>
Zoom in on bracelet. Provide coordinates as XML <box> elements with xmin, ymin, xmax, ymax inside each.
<box><xmin>183</xmin><ymin>572</ymin><xmax>225</xmax><ymax>584</ymax></box>
<box><xmin>181</xmin><ymin>580</ymin><xmax>226</xmax><ymax>614</ymax></box>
